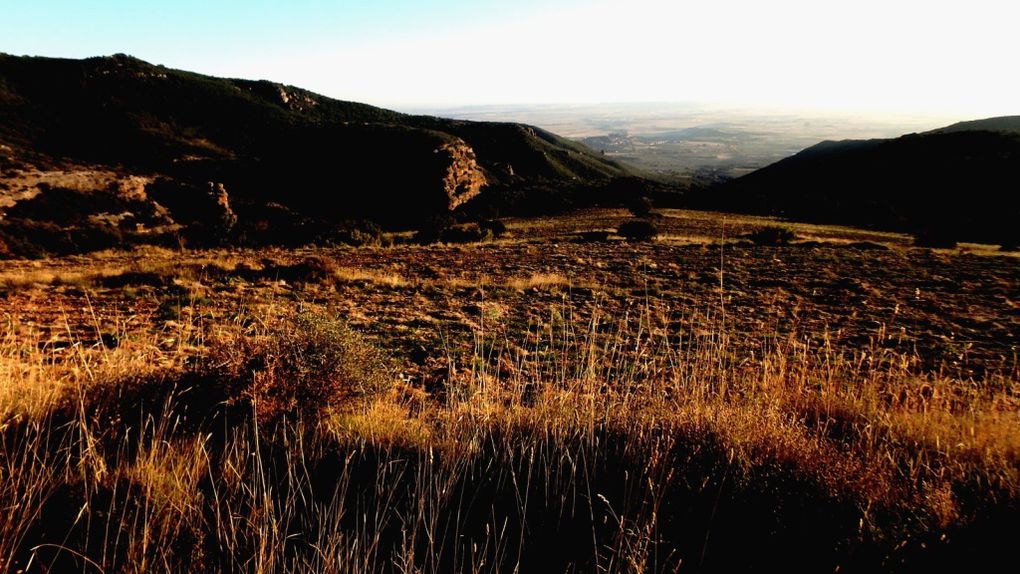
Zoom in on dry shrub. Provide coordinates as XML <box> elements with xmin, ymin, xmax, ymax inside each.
<box><xmin>325</xmin><ymin>219</ymin><xmax>386</xmax><ymax>247</ymax></box>
<box><xmin>269</xmin><ymin>255</ymin><xmax>338</xmax><ymax>283</ymax></box>
<box><xmin>745</xmin><ymin>225</ymin><xmax>798</xmax><ymax>245</ymax></box>
<box><xmin>440</xmin><ymin>223</ymin><xmax>494</xmax><ymax>244</ymax></box>
<box><xmin>225</xmin><ymin>312</ymin><xmax>395</xmax><ymax>423</ymax></box>
<box><xmin>617</xmin><ymin>220</ymin><xmax>658</xmax><ymax>241</ymax></box>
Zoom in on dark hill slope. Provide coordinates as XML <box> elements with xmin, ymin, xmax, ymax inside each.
<box><xmin>715</xmin><ymin>118</ymin><xmax>1020</xmax><ymax>246</ymax></box>
<box><xmin>0</xmin><ymin>54</ymin><xmax>630</xmax><ymax>253</ymax></box>
<box><xmin>0</xmin><ymin>54</ymin><xmax>404</xmax><ymax>165</ymax></box>
<box><xmin>929</xmin><ymin>116</ymin><xmax>1020</xmax><ymax>135</ymax></box>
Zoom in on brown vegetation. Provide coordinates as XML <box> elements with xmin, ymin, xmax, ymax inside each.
<box><xmin>0</xmin><ymin>209</ymin><xmax>1017</xmax><ymax>572</ymax></box>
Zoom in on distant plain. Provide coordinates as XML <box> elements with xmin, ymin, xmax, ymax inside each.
<box><xmin>424</xmin><ymin>102</ymin><xmax>958</xmax><ymax>178</ymax></box>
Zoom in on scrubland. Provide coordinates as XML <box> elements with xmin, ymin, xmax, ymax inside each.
<box><xmin>1</xmin><ymin>210</ymin><xmax>1017</xmax><ymax>572</ymax></box>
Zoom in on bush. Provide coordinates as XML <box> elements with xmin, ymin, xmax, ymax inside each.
<box><xmin>267</xmin><ymin>255</ymin><xmax>338</xmax><ymax>283</ymax></box>
<box><xmin>326</xmin><ymin>219</ymin><xmax>385</xmax><ymax>247</ymax></box>
<box><xmin>745</xmin><ymin>226</ymin><xmax>797</xmax><ymax>246</ymax></box>
<box><xmin>478</xmin><ymin>219</ymin><xmax>508</xmax><ymax>237</ymax></box>
<box><xmin>232</xmin><ymin>312</ymin><xmax>394</xmax><ymax>423</ymax></box>
<box><xmin>913</xmin><ymin>229</ymin><xmax>957</xmax><ymax>249</ymax></box>
<box><xmin>616</xmin><ymin>220</ymin><xmax>658</xmax><ymax>241</ymax></box>
<box><xmin>414</xmin><ymin>218</ymin><xmax>497</xmax><ymax>244</ymax></box>
<box><xmin>440</xmin><ymin>223</ymin><xmax>493</xmax><ymax>244</ymax></box>
<box><xmin>0</xmin><ymin>218</ymin><xmax>125</xmax><ymax>257</ymax></box>
<box><xmin>627</xmin><ymin>196</ymin><xmax>654</xmax><ymax>218</ymax></box>
<box><xmin>412</xmin><ymin>215</ymin><xmax>456</xmax><ymax>244</ymax></box>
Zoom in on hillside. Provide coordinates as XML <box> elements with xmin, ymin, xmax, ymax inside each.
<box><xmin>0</xmin><ymin>54</ymin><xmax>630</xmax><ymax>255</ymax></box>
<box><xmin>713</xmin><ymin>116</ymin><xmax>1020</xmax><ymax>246</ymax></box>
<box><xmin>930</xmin><ymin>116</ymin><xmax>1020</xmax><ymax>135</ymax></box>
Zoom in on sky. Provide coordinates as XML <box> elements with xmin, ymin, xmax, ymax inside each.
<box><xmin>2</xmin><ymin>0</ymin><xmax>1018</xmax><ymax>117</ymax></box>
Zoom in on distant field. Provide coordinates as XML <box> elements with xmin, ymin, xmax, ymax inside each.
<box><xmin>1</xmin><ymin>209</ymin><xmax>1017</xmax><ymax>572</ymax></box>
<box><xmin>422</xmin><ymin>103</ymin><xmax>958</xmax><ymax>179</ymax></box>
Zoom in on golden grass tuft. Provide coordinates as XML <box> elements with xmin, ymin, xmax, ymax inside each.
<box><xmin>506</xmin><ymin>272</ymin><xmax>570</xmax><ymax>291</ymax></box>
<box><xmin>332</xmin><ymin>266</ymin><xmax>409</xmax><ymax>287</ymax></box>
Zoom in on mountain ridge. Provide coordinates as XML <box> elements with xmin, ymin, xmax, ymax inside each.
<box><xmin>709</xmin><ymin>116</ymin><xmax>1020</xmax><ymax>246</ymax></box>
<box><xmin>0</xmin><ymin>53</ymin><xmax>632</xmax><ymax>255</ymax></box>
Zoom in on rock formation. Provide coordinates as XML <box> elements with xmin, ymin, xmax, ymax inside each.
<box><xmin>435</xmin><ymin>141</ymin><xmax>487</xmax><ymax>210</ymax></box>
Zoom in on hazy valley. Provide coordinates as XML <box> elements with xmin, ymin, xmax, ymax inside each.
<box><xmin>425</xmin><ymin>102</ymin><xmax>953</xmax><ymax>180</ymax></box>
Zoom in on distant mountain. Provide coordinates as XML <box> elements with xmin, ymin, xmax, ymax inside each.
<box><xmin>713</xmin><ymin>116</ymin><xmax>1020</xmax><ymax>246</ymax></box>
<box><xmin>0</xmin><ymin>54</ymin><xmax>630</xmax><ymax>255</ymax></box>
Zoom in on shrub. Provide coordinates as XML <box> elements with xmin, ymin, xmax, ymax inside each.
<box><xmin>413</xmin><ymin>215</ymin><xmax>456</xmax><ymax>244</ymax></box>
<box><xmin>478</xmin><ymin>219</ymin><xmax>508</xmax><ymax>237</ymax></box>
<box><xmin>72</xmin><ymin>223</ymin><xmax>126</xmax><ymax>253</ymax></box>
<box><xmin>326</xmin><ymin>219</ymin><xmax>385</xmax><ymax>247</ymax></box>
<box><xmin>913</xmin><ymin>229</ymin><xmax>957</xmax><ymax>249</ymax></box>
<box><xmin>616</xmin><ymin>220</ymin><xmax>658</xmax><ymax>241</ymax></box>
<box><xmin>745</xmin><ymin>226</ymin><xmax>797</xmax><ymax>246</ymax></box>
<box><xmin>413</xmin><ymin>217</ymin><xmax>498</xmax><ymax>244</ymax></box>
<box><xmin>627</xmin><ymin>195</ymin><xmax>654</xmax><ymax>218</ymax></box>
<box><xmin>440</xmin><ymin>223</ymin><xmax>493</xmax><ymax>244</ymax></box>
<box><xmin>267</xmin><ymin>255</ymin><xmax>338</xmax><ymax>283</ymax></box>
<box><xmin>232</xmin><ymin>312</ymin><xmax>395</xmax><ymax>423</ymax></box>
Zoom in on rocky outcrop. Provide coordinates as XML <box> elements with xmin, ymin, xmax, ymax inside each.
<box><xmin>434</xmin><ymin>141</ymin><xmax>487</xmax><ymax>210</ymax></box>
<box><xmin>208</xmin><ymin>181</ymin><xmax>238</xmax><ymax>230</ymax></box>
<box><xmin>147</xmin><ymin>178</ymin><xmax>236</xmax><ymax>231</ymax></box>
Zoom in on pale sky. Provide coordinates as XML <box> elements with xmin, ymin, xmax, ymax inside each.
<box><xmin>2</xmin><ymin>0</ymin><xmax>1017</xmax><ymax>117</ymax></box>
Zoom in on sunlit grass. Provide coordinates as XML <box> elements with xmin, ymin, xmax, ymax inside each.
<box><xmin>0</xmin><ymin>290</ymin><xmax>1014</xmax><ymax>571</ymax></box>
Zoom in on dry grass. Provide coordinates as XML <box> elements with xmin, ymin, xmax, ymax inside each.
<box><xmin>505</xmin><ymin>272</ymin><xmax>570</xmax><ymax>291</ymax></box>
<box><xmin>0</xmin><ymin>294</ymin><xmax>1015</xmax><ymax>572</ymax></box>
<box><xmin>0</xmin><ymin>211</ymin><xmax>1017</xmax><ymax>571</ymax></box>
<box><xmin>332</xmin><ymin>267</ymin><xmax>409</xmax><ymax>288</ymax></box>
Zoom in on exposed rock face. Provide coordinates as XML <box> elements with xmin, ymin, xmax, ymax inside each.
<box><xmin>434</xmin><ymin>141</ymin><xmax>487</xmax><ymax>210</ymax></box>
<box><xmin>208</xmin><ymin>181</ymin><xmax>238</xmax><ymax>230</ymax></box>
<box><xmin>272</xmin><ymin>83</ymin><xmax>318</xmax><ymax>112</ymax></box>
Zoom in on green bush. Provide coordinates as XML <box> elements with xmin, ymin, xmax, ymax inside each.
<box><xmin>616</xmin><ymin>220</ymin><xmax>658</xmax><ymax>241</ymax></box>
